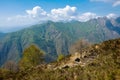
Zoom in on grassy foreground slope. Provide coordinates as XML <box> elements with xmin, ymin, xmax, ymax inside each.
<box><xmin>0</xmin><ymin>38</ymin><xmax>120</xmax><ymax>80</ymax></box>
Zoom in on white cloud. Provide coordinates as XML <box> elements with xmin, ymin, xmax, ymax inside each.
<box><xmin>26</xmin><ymin>6</ymin><xmax>47</xmax><ymax>18</ymax></box>
<box><xmin>0</xmin><ymin>5</ymin><xmax>78</xmax><ymax>28</ymax></box>
<box><xmin>113</xmin><ymin>1</ymin><xmax>120</xmax><ymax>7</ymax></box>
<box><xmin>0</xmin><ymin>5</ymin><xmax>119</xmax><ymax>32</ymax></box>
<box><xmin>50</xmin><ymin>5</ymin><xmax>77</xmax><ymax>21</ymax></box>
<box><xmin>78</xmin><ymin>12</ymin><xmax>98</xmax><ymax>22</ymax></box>
<box><xmin>106</xmin><ymin>13</ymin><xmax>118</xmax><ymax>18</ymax></box>
<box><xmin>50</xmin><ymin>5</ymin><xmax>98</xmax><ymax>22</ymax></box>
<box><xmin>51</xmin><ymin>5</ymin><xmax>76</xmax><ymax>16</ymax></box>
<box><xmin>7</xmin><ymin>15</ymin><xmax>35</xmax><ymax>26</ymax></box>
<box><xmin>90</xmin><ymin>0</ymin><xmax>120</xmax><ymax>7</ymax></box>
<box><xmin>0</xmin><ymin>6</ymin><xmax>49</xmax><ymax>28</ymax></box>
<box><xmin>90</xmin><ymin>0</ymin><xmax>111</xmax><ymax>2</ymax></box>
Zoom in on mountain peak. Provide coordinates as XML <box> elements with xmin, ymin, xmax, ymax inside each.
<box><xmin>0</xmin><ymin>17</ymin><xmax>120</xmax><ymax>67</ymax></box>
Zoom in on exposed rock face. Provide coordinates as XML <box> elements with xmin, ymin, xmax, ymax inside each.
<box><xmin>75</xmin><ymin>58</ymin><xmax>80</xmax><ymax>62</ymax></box>
<box><xmin>70</xmin><ymin>52</ymin><xmax>80</xmax><ymax>62</ymax></box>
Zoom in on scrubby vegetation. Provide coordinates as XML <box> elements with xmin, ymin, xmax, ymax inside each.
<box><xmin>0</xmin><ymin>38</ymin><xmax>120</xmax><ymax>80</ymax></box>
<box><xmin>57</xmin><ymin>53</ymin><xmax>65</xmax><ymax>62</ymax></box>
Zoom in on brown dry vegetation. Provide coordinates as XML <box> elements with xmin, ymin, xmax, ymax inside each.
<box><xmin>0</xmin><ymin>38</ymin><xmax>120</xmax><ymax>80</ymax></box>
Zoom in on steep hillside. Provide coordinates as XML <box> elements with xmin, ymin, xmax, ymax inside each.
<box><xmin>0</xmin><ymin>38</ymin><xmax>120</xmax><ymax>80</ymax></box>
<box><xmin>0</xmin><ymin>17</ymin><xmax>120</xmax><ymax>66</ymax></box>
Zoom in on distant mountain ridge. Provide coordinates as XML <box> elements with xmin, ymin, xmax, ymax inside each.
<box><xmin>0</xmin><ymin>17</ymin><xmax>120</xmax><ymax>66</ymax></box>
<box><xmin>0</xmin><ymin>32</ymin><xmax>6</xmax><ymax>39</ymax></box>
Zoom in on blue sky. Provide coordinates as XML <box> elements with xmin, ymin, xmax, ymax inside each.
<box><xmin>0</xmin><ymin>0</ymin><xmax>120</xmax><ymax>32</ymax></box>
<box><xmin>0</xmin><ymin>0</ymin><xmax>120</xmax><ymax>16</ymax></box>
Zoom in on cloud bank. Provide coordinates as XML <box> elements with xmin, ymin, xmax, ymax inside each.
<box><xmin>90</xmin><ymin>0</ymin><xmax>120</xmax><ymax>7</ymax></box>
<box><xmin>113</xmin><ymin>0</ymin><xmax>120</xmax><ymax>7</ymax></box>
<box><xmin>0</xmin><ymin>5</ymin><xmax>118</xmax><ymax>31</ymax></box>
<box><xmin>106</xmin><ymin>13</ymin><xmax>118</xmax><ymax>19</ymax></box>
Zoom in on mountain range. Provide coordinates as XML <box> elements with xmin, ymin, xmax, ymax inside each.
<box><xmin>0</xmin><ymin>17</ymin><xmax>120</xmax><ymax>66</ymax></box>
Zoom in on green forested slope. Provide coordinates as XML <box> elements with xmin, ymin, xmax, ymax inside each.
<box><xmin>0</xmin><ymin>17</ymin><xmax>120</xmax><ymax>66</ymax></box>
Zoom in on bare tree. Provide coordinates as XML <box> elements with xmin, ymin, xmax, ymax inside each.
<box><xmin>3</xmin><ymin>61</ymin><xmax>19</xmax><ymax>72</ymax></box>
<box><xmin>69</xmin><ymin>39</ymin><xmax>91</xmax><ymax>56</ymax></box>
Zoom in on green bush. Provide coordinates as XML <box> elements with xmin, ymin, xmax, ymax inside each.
<box><xmin>19</xmin><ymin>44</ymin><xmax>44</xmax><ymax>70</ymax></box>
<box><xmin>57</xmin><ymin>54</ymin><xmax>64</xmax><ymax>62</ymax></box>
